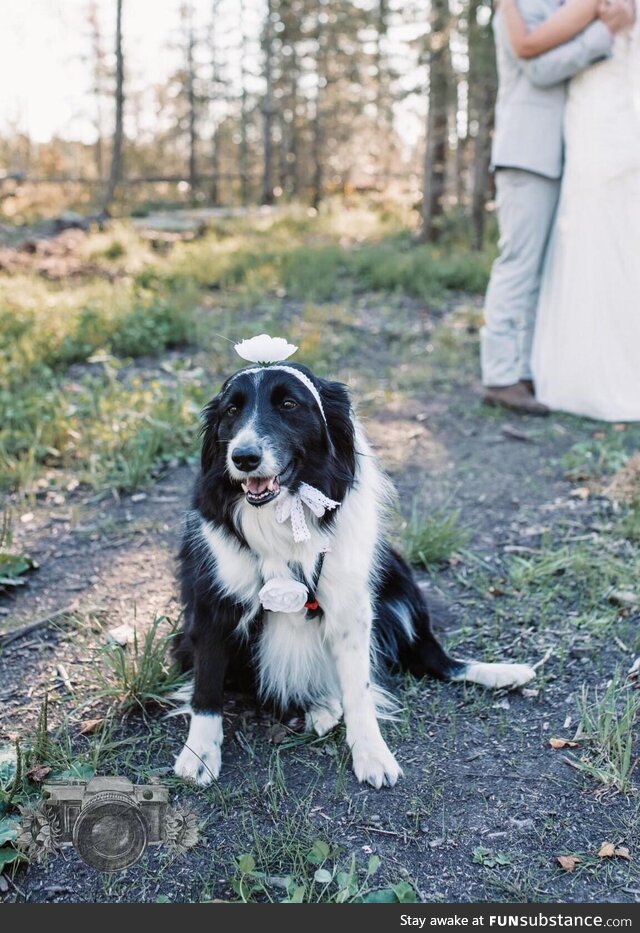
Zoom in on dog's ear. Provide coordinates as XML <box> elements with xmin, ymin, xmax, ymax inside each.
<box><xmin>317</xmin><ymin>378</ymin><xmax>356</xmax><ymax>479</ymax></box>
<box><xmin>200</xmin><ymin>395</ymin><xmax>222</xmax><ymax>475</ymax></box>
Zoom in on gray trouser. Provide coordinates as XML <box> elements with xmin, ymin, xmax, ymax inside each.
<box><xmin>481</xmin><ymin>169</ymin><xmax>561</xmax><ymax>387</ymax></box>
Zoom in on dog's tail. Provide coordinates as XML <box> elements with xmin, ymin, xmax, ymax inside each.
<box><xmin>373</xmin><ymin>545</ymin><xmax>535</xmax><ymax>690</ymax></box>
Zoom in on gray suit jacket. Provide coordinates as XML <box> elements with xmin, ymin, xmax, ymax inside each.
<box><xmin>491</xmin><ymin>0</ymin><xmax>614</xmax><ymax>179</ymax></box>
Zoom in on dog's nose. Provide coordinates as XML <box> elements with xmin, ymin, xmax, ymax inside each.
<box><xmin>231</xmin><ymin>445</ymin><xmax>263</xmax><ymax>472</ymax></box>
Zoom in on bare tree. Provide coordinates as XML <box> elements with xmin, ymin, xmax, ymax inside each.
<box><xmin>182</xmin><ymin>3</ymin><xmax>199</xmax><ymax>197</ymax></box>
<box><xmin>101</xmin><ymin>0</ymin><xmax>124</xmax><ymax>214</ymax></box>
<box><xmin>261</xmin><ymin>0</ymin><xmax>275</xmax><ymax>204</ymax></box>
<box><xmin>421</xmin><ymin>0</ymin><xmax>451</xmax><ymax>241</ymax></box>
<box><xmin>239</xmin><ymin>0</ymin><xmax>250</xmax><ymax>205</ymax></box>
<box><xmin>87</xmin><ymin>0</ymin><xmax>106</xmax><ymax>180</ymax></box>
<box><xmin>209</xmin><ymin>0</ymin><xmax>224</xmax><ymax>205</ymax></box>
<box><xmin>468</xmin><ymin>0</ymin><xmax>497</xmax><ymax>248</ymax></box>
<box><xmin>311</xmin><ymin>0</ymin><xmax>327</xmax><ymax>209</ymax></box>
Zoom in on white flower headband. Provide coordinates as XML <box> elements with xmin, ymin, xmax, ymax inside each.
<box><xmin>232</xmin><ymin>334</ymin><xmax>327</xmax><ymax>424</ymax></box>
<box><xmin>230</xmin><ymin>335</ymin><xmax>340</xmax><ymax>545</ymax></box>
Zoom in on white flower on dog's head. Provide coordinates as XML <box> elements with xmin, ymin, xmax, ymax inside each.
<box><xmin>234</xmin><ymin>334</ymin><xmax>298</xmax><ymax>365</ymax></box>
<box><xmin>259</xmin><ymin>578</ymin><xmax>308</xmax><ymax>613</ymax></box>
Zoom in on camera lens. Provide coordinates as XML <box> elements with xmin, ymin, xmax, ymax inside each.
<box><xmin>73</xmin><ymin>792</ymin><xmax>148</xmax><ymax>872</ymax></box>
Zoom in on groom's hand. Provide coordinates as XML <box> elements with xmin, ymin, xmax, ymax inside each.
<box><xmin>598</xmin><ymin>0</ymin><xmax>636</xmax><ymax>34</ymax></box>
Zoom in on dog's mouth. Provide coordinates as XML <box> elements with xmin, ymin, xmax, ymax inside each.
<box><xmin>241</xmin><ymin>463</ymin><xmax>293</xmax><ymax>507</ymax></box>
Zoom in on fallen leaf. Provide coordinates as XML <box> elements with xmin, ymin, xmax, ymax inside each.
<box><xmin>78</xmin><ymin>719</ymin><xmax>104</xmax><ymax>735</ymax></box>
<box><xmin>598</xmin><ymin>842</ymin><xmax>616</xmax><ymax>858</ymax></box>
<box><xmin>557</xmin><ymin>855</ymin><xmax>580</xmax><ymax>873</ymax></box>
<box><xmin>549</xmin><ymin>738</ymin><xmax>579</xmax><ymax>749</ymax></box>
<box><xmin>615</xmin><ymin>847</ymin><xmax>631</xmax><ymax>861</ymax></box>
<box><xmin>26</xmin><ymin>764</ymin><xmax>51</xmax><ymax>783</ymax></box>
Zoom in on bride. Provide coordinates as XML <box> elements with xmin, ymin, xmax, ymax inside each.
<box><xmin>500</xmin><ymin>0</ymin><xmax>640</xmax><ymax>421</ymax></box>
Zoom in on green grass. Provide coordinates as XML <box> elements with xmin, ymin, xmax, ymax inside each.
<box><xmin>618</xmin><ymin>490</ymin><xmax>640</xmax><ymax>543</ymax></box>
<box><xmin>225</xmin><ymin>817</ymin><xmax>417</xmax><ymax>904</ymax></box>
<box><xmin>402</xmin><ymin>506</ymin><xmax>470</xmax><ymax>569</ymax></box>
<box><xmin>0</xmin><ymin>204</ymin><xmax>495</xmax><ymax>497</ymax></box>
<box><xmin>561</xmin><ymin>433</ymin><xmax>634</xmax><ymax>482</ymax></box>
<box><xmin>93</xmin><ymin>615</ymin><xmax>186</xmax><ymax>712</ymax></box>
<box><xmin>572</xmin><ymin>676</ymin><xmax>640</xmax><ymax>794</ymax></box>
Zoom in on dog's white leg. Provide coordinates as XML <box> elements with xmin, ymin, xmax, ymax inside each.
<box><xmin>305</xmin><ymin>697</ymin><xmax>343</xmax><ymax>737</ymax></box>
<box><xmin>452</xmin><ymin>661</ymin><xmax>536</xmax><ymax>689</ymax></box>
<box><xmin>327</xmin><ymin>600</ymin><xmax>402</xmax><ymax>789</ymax></box>
<box><xmin>174</xmin><ymin>712</ymin><xmax>223</xmax><ymax>786</ymax></box>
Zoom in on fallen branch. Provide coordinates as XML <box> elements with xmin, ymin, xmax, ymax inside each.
<box><xmin>0</xmin><ymin>605</ymin><xmax>77</xmax><ymax>647</ymax></box>
<box><xmin>532</xmin><ymin>646</ymin><xmax>554</xmax><ymax>671</ymax></box>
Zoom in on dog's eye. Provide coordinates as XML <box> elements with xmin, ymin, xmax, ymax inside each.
<box><xmin>225</xmin><ymin>404</ymin><xmax>239</xmax><ymax>416</ymax></box>
<box><xmin>281</xmin><ymin>399</ymin><xmax>298</xmax><ymax>411</ymax></box>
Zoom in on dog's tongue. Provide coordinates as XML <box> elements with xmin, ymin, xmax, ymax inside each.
<box><xmin>247</xmin><ymin>477</ymin><xmax>271</xmax><ymax>494</ymax></box>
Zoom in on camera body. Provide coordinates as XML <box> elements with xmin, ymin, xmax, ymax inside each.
<box><xmin>43</xmin><ymin>776</ymin><xmax>168</xmax><ymax>871</ymax></box>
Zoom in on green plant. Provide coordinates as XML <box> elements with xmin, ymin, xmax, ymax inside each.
<box><xmin>402</xmin><ymin>507</ymin><xmax>470</xmax><ymax>569</ymax></box>
<box><xmin>94</xmin><ymin>615</ymin><xmax>185</xmax><ymax>711</ymax></box>
<box><xmin>231</xmin><ymin>839</ymin><xmax>417</xmax><ymax>904</ymax></box>
<box><xmin>618</xmin><ymin>490</ymin><xmax>640</xmax><ymax>543</ymax></box>
<box><xmin>473</xmin><ymin>847</ymin><xmax>513</xmax><ymax>869</ymax></box>
<box><xmin>561</xmin><ymin>436</ymin><xmax>629</xmax><ymax>482</ymax></box>
<box><xmin>573</xmin><ymin>676</ymin><xmax>639</xmax><ymax>793</ymax></box>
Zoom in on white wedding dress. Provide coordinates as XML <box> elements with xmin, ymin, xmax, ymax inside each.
<box><xmin>531</xmin><ymin>26</ymin><xmax>640</xmax><ymax>421</ymax></box>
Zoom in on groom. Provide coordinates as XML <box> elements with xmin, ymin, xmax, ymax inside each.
<box><xmin>481</xmin><ymin>0</ymin><xmax>635</xmax><ymax>415</ymax></box>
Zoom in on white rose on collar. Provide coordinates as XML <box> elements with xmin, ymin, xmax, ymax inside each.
<box><xmin>259</xmin><ymin>578</ymin><xmax>309</xmax><ymax>613</ymax></box>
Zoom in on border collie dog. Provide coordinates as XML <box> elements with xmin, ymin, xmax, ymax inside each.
<box><xmin>174</xmin><ymin>352</ymin><xmax>535</xmax><ymax>789</ymax></box>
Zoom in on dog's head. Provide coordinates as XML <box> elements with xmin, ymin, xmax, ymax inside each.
<box><xmin>198</xmin><ymin>362</ymin><xmax>356</xmax><ymax>514</ymax></box>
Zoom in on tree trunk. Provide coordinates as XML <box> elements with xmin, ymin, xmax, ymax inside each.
<box><xmin>468</xmin><ymin>0</ymin><xmax>497</xmax><ymax>248</ymax></box>
<box><xmin>87</xmin><ymin>0</ymin><xmax>105</xmax><ymax>180</ymax></box>
<box><xmin>209</xmin><ymin>0</ymin><xmax>222</xmax><ymax>205</ymax></box>
<box><xmin>185</xmin><ymin>9</ymin><xmax>199</xmax><ymax>197</ymax></box>
<box><xmin>311</xmin><ymin>0</ymin><xmax>326</xmax><ymax>209</ymax></box>
<box><xmin>239</xmin><ymin>0</ymin><xmax>250</xmax><ymax>205</ymax></box>
<box><xmin>101</xmin><ymin>0</ymin><xmax>124</xmax><ymax>215</ymax></box>
<box><xmin>261</xmin><ymin>0</ymin><xmax>275</xmax><ymax>204</ymax></box>
<box><xmin>421</xmin><ymin>0</ymin><xmax>451</xmax><ymax>242</ymax></box>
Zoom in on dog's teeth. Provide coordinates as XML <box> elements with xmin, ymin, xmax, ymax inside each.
<box><xmin>241</xmin><ymin>482</ymin><xmax>249</xmax><ymax>492</ymax></box>
<box><xmin>267</xmin><ymin>478</ymin><xmax>275</xmax><ymax>491</ymax></box>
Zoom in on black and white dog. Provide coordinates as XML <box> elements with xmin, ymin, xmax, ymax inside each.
<box><xmin>173</xmin><ymin>341</ymin><xmax>535</xmax><ymax>789</ymax></box>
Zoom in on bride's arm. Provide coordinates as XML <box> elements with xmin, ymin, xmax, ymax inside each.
<box><xmin>501</xmin><ymin>0</ymin><xmax>600</xmax><ymax>58</ymax></box>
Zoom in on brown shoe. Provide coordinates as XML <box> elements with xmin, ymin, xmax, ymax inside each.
<box><xmin>520</xmin><ymin>379</ymin><xmax>535</xmax><ymax>395</ymax></box>
<box><xmin>483</xmin><ymin>382</ymin><xmax>549</xmax><ymax>416</ymax></box>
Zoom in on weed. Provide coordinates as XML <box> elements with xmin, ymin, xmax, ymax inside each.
<box><xmin>618</xmin><ymin>490</ymin><xmax>640</xmax><ymax>543</ymax></box>
<box><xmin>94</xmin><ymin>615</ymin><xmax>185</xmax><ymax>712</ymax></box>
<box><xmin>402</xmin><ymin>506</ymin><xmax>470</xmax><ymax>569</ymax></box>
<box><xmin>573</xmin><ymin>676</ymin><xmax>639</xmax><ymax>793</ymax></box>
<box><xmin>229</xmin><ymin>826</ymin><xmax>417</xmax><ymax>903</ymax></box>
<box><xmin>561</xmin><ymin>435</ymin><xmax>629</xmax><ymax>482</ymax></box>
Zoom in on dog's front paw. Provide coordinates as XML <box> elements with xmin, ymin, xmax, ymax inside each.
<box><xmin>174</xmin><ymin>742</ymin><xmax>221</xmax><ymax>786</ymax></box>
<box><xmin>305</xmin><ymin>700</ymin><xmax>343</xmax><ymax>737</ymax></box>
<box><xmin>351</xmin><ymin>738</ymin><xmax>402</xmax><ymax>789</ymax></box>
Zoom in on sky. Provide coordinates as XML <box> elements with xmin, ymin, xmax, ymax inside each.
<box><xmin>0</xmin><ymin>0</ymin><xmax>427</xmax><ymax>153</ymax></box>
<box><xmin>0</xmin><ymin>0</ymin><xmax>226</xmax><ymax>144</ymax></box>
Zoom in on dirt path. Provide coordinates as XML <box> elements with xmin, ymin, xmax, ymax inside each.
<box><xmin>1</xmin><ymin>296</ymin><xmax>639</xmax><ymax>904</ymax></box>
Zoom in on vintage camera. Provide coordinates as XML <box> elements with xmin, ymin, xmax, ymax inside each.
<box><xmin>42</xmin><ymin>776</ymin><xmax>168</xmax><ymax>871</ymax></box>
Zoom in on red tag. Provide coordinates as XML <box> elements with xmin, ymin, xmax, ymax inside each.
<box><xmin>305</xmin><ymin>600</ymin><xmax>320</xmax><ymax>611</ymax></box>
